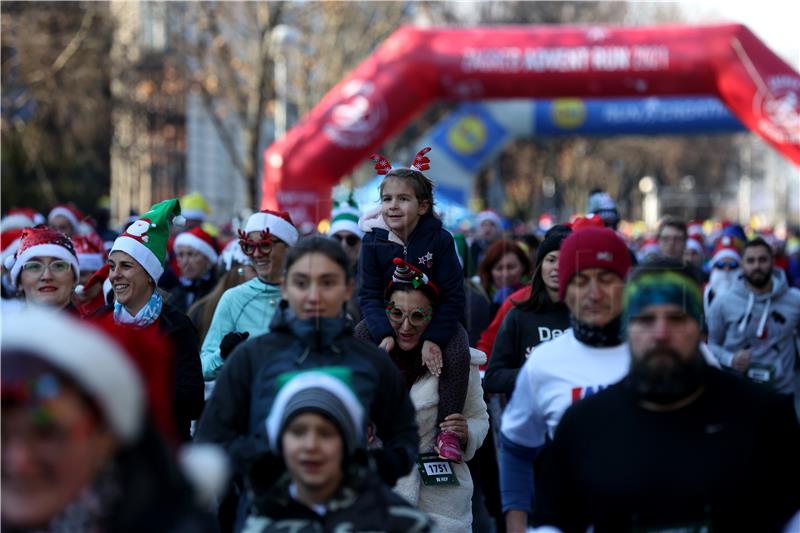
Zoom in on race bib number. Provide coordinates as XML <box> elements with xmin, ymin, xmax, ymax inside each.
<box><xmin>746</xmin><ymin>363</ymin><xmax>775</xmax><ymax>385</ymax></box>
<box><xmin>416</xmin><ymin>453</ymin><xmax>459</xmax><ymax>486</ymax></box>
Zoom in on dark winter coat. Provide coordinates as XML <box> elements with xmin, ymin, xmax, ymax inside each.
<box><xmin>195</xmin><ymin>303</ymin><xmax>419</xmax><ymax>486</ymax></box>
<box><xmin>168</xmin><ymin>271</ymin><xmax>218</xmax><ymax>313</ymax></box>
<box><xmin>158</xmin><ymin>302</ymin><xmax>205</xmax><ymax>441</ymax></box>
<box><xmin>97</xmin><ymin>301</ymin><xmax>205</xmax><ymax>442</ymax></box>
<box><xmin>243</xmin><ymin>454</ymin><xmax>432</xmax><ymax>533</ymax></box>
<box><xmin>359</xmin><ymin>212</ymin><xmax>465</xmax><ymax>348</ymax></box>
<box><xmin>483</xmin><ymin>299</ymin><xmax>570</xmax><ymax>395</ymax></box>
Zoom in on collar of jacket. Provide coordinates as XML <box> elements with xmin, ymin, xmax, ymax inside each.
<box><xmin>250</xmin><ymin>453</ymin><xmax>372</xmax><ymax>517</ymax></box>
<box><xmin>371</xmin><ymin>212</ymin><xmax>442</xmax><ymax>245</ymax></box>
<box><xmin>270</xmin><ymin>302</ymin><xmax>352</xmax><ymax>352</ymax></box>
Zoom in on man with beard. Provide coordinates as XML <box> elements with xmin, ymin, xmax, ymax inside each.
<box><xmin>707</xmin><ymin>238</ymin><xmax>800</xmax><ymax>396</ymax></box>
<box><xmin>703</xmin><ymin>235</ymin><xmax>742</xmax><ymax>312</ymax></box>
<box><xmin>499</xmin><ymin>227</ymin><xmax>632</xmax><ymax>533</ymax></box>
<box><xmin>535</xmin><ymin>259</ymin><xmax>800</xmax><ymax>533</ymax></box>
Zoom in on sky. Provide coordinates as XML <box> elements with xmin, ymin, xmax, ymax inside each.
<box><xmin>678</xmin><ymin>0</ymin><xmax>800</xmax><ymax>68</ymax></box>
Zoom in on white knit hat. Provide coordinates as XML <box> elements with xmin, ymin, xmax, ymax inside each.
<box><xmin>2</xmin><ymin>308</ymin><xmax>145</xmax><ymax>443</ymax></box>
<box><xmin>244</xmin><ymin>210</ymin><xmax>299</xmax><ymax>246</ymax></box>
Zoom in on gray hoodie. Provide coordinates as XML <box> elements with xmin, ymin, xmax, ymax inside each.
<box><xmin>707</xmin><ymin>268</ymin><xmax>800</xmax><ymax>394</ymax></box>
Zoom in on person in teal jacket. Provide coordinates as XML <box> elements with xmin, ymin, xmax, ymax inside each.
<box><xmin>201</xmin><ymin>210</ymin><xmax>299</xmax><ymax>380</ymax></box>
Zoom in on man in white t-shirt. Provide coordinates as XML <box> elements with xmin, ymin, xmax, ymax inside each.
<box><xmin>499</xmin><ymin>226</ymin><xmax>632</xmax><ymax>533</ymax></box>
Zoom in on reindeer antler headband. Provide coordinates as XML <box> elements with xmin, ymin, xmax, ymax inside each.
<box><xmin>371</xmin><ymin>147</ymin><xmax>432</xmax><ymax>175</ymax></box>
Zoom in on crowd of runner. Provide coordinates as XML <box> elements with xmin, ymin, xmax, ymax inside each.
<box><xmin>2</xmin><ymin>148</ymin><xmax>799</xmax><ymax>532</ymax></box>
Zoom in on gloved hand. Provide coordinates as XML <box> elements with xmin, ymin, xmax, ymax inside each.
<box><xmin>220</xmin><ymin>331</ymin><xmax>250</xmax><ymax>360</ymax></box>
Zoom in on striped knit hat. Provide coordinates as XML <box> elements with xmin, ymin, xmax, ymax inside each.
<box><xmin>328</xmin><ymin>196</ymin><xmax>363</xmax><ymax>239</ymax></box>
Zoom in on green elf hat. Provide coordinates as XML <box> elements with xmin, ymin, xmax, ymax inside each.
<box><xmin>111</xmin><ymin>198</ymin><xmax>183</xmax><ymax>282</ymax></box>
<box><xmin>328</xmin><ymin>192</ymin><xmax>363</xmax><ymax>239</ymax></box>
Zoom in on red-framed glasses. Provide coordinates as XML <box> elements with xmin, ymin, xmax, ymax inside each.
<box><xmin>238</xmin><ymin>229</ymin><xmax>273</xmax><ymax>257</ymax></box>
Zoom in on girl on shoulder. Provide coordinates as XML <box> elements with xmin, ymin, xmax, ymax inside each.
<box><xmin>358</xmin><ymin>150</ymin><xmax>467</xmax><ymax>460</ymax></box>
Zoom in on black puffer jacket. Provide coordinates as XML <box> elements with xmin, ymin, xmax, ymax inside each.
<box><xmin>244</xmin><ymin>454</ymin><xmax>432</xmax><ymax>533</ymax></box>
<box><xmin>195</xmin><ymin>303</ymin><xmax>419</xmax><ymax>486</ymax></box>
<box><xmin>158</xmin><ymin>302</ymin><xmax>205</xmax><ymax>441</ymax></box>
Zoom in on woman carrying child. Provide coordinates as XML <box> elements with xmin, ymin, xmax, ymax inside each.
<box><xmin>358</xmin><ymin>147</ymin><xmax>468</xmax><ymax>462</ymax></box>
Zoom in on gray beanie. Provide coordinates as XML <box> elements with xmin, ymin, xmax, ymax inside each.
<box><xmin>266</xmin><ymin>371</ymin><xmax>365</xmax><ymax>456</ymax></box>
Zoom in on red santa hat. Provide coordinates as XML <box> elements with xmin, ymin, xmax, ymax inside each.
<box><xmin>4</xmin><ymin>225</ymin><xmax>80</xmax><ymax>288</ymax></box>
<box><xmin>710</xmin><ymin>236</ymin><xmax>741</xmax><ymax>265</ymax></box>
<box><xmin>637</xmin><ymin>238</ymin><xmax>661</xmax><ymax>263</ymax></box>
<box><xmin>687</xmin><ymin>220</ymin><xmax>704</xmax><ymax>237</ymax></box>
<box><xmin>72</xmin><ymin>232</ymin><xmax>107</xmax><ymax>273</ymax></box>
<box><xmin>48</xmin><ymin>204</ymin><xmax>85</xmax><ymax>233</ymax></box>
<box><xmin>1</xmin><ymin>207</ymin><xmax>42</xmax><ymax>232</ymax></box>
<box><xmin>686</xmin><ymin>234</ymin><xmax>705</xmax><ymax>256</ymax></box>
<box><xmin>174</xmin><ymin>227</ymin><xmax>219</xmax><ymax>264</ymax></box>
<box><xmin>1</xmin><ymin>228</ymin><xmax>24</xmax><ymax>268</ymax></box>
<box><xmin>244</xmin><ymin>210</ymin><xmax>299</xmax><ymax>246</ymax></box>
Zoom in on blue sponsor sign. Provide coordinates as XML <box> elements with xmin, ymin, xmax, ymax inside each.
<box><xmin>534</xmin><ymin>97</ymin><xmax>745</xmax><ymax>136</ymax></box>
<box><xmin>433</xmin><ymin>102</ymin><xmax>508</xmax><ymax>172</ymax></box>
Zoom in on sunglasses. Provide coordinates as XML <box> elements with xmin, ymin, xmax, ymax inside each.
<box><xmin>332</xmin><ymin>233</ymin><xmax>361</xmax><ymax>247</ymax></box>
<box><xmin>385</xmin><ymin>303</ymin><xmax>433</xmax><ymax>327</ymax></box>
<box><xmin>21</xmin><ymin>260</ymin><xmax>72</xmax><ymax>275</ymax></box>
<box><xmin>713</xmin><ymin>260</ymin><xmax>739</xmax><ymax>270</ymax></box>
<box><xmin>238</xmin><ymin>229</ymin><xmax>274</xmax><ymax>257</ymax></box>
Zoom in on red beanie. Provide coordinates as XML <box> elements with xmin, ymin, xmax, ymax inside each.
<box><xmin>558</xmin><ymin>227</ymin><xmax>631</xmax><ymax>299</ymax></box>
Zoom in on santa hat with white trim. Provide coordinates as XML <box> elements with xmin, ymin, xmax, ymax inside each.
<box><xmin>174</xmin><ymin>227</ymin><xmax>219</xmax><ymax>264</ymax></box>
<box><xmin>244</xmin><ymin>209</ymin><xmax>299</xmax><ymax>246</ymax></box>
<box><xmin>1</xmin><ymin>228</ymin><xmax>24</xmax><ymax>269</ymax></box>
<box><xmin>72</xmin><ymin>231</ymin><xmax>107</xmax><ymax>273</ymax></box>
<box><xmin>4</xmin><ymin>225</ymin><xmax>80</xmax><ymax>288</ymax></box>
<box><xmin>328</xmin><ymin>195</ymin><xmax>363</xmax><ymax>239</ymax></box>
<box><xmin>48</xmin><ymin>204</ymin><xmax>85</xmax><ymax>234</ymax></box>
<box><xmin>2</xmin><ymin>308</ymin><xmax>146</xmax><ymax>443</ymax></box>
<box><xmin>110</xmin><ymin>198</ymin><xmax>182</xmax><ymax>282</ymax></box>
<box><xmin>686</xmin><ymin>234</ymin><xmax>705</xmax><ymax>257</ymax></box>
<box><xmin>710</xmin><ymin>236</ymin><xmax>741</xmax><ymax>266</ymax></box>
<box><xmin>1</xmin><ymin>208</ymin><xmax>37</xmax><ymax>232</ymax></box>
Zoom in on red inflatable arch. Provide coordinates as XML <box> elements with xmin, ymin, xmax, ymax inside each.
<box><xmin>262</xmin><ymin>24</ymin><xmax>800</xmax><ymax>223</ymax></box>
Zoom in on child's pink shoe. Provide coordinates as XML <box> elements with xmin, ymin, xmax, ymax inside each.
<box><xmin>436</xmin><ymin>430</ymin><xmax>462</xmax><ymax>462</ymax></box>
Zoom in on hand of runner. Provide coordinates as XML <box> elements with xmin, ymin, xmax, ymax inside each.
<box><xmin>421</xmin><ymin>340</ymin><xmax>443</xmax><ymax>376</ymax></box>
<box><xmin>440</xmin><ymin>413</ymin><xmax>468</xmax><ymax>446</ymax></box>
<box><xmin>379</xmin><ymin>336</ymin><xmax>395</xmax><ymax>352</ymax></box>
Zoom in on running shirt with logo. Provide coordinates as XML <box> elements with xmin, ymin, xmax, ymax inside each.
<box><xmin>501</xmin><ymin>329</ymin><xmax>629</xmax><ymax>448</ymax></box>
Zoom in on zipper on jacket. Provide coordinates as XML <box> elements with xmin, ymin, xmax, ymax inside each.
<box><xmin>403</xmin><ymin>244</ymin><xmax>407</xmax><ymax>260</ymax></box>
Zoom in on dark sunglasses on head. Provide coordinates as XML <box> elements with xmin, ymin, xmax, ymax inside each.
<box><xmin>333</xmin><ymin>233</ymin><xmax>361</xmax><ymax>247</ymax></box>
<box><xmin>713</xmin><ymin>260</ymin><xmax>739</xmax><ymax>270</ymax></box>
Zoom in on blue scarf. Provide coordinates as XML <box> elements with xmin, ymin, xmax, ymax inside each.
<box><xmin>114</xmin><ymin>290</ymin><xmax>163</xmax><ymax>328</ymax></box>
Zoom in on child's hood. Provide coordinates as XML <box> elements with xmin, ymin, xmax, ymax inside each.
<box><xmin>358</xmin><ymin>206</ymin><xmax>387</xmax><ymax>234</ymax></box>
